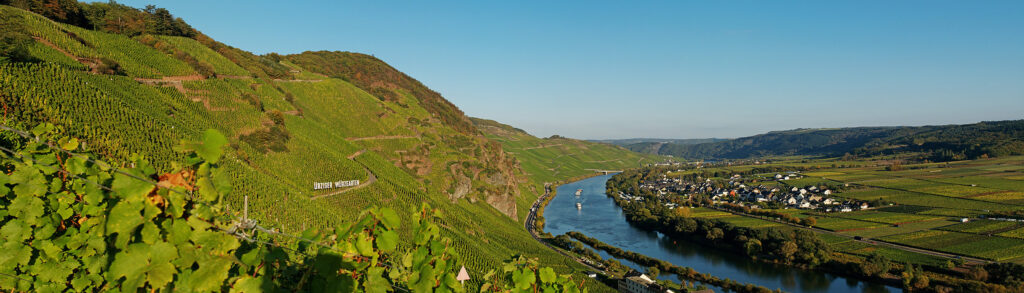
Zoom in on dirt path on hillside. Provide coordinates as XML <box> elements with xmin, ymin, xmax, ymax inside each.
<box><xmin>217</xmin><ymin>75</ymin><xmax>252</xmax><ymax>79</ymax></box>
<box><xmin>33</xmin><ymin>37</ymin><xmax>100</xmax><ymax>72</ymax></box>
<box><xmin>523</xmin><ymin>144</ymin><xmax>562</xmax><ymax>150</ymax></box>
<box><xmin>133</xmin><ymin>76</ymin><xmax>239</xmax><ymax>112</ymax></box>
<box><xmin>311</xmin><ymin>150</ymin><xmax>377</xmax><ymax>200</ymax></box>
<box><xmin>346</xmin><ymin>135</ymin><xmax>419</xmax><ymax>141</ymax></box>
<box><xmin>583</xmin><ymin>159</ymin><xmax>623</xmax><ymax>164</ymax></box>
<box><xmin>272</xmin><ymin>79</ymin><xmax>323</xmax><ymax>83</ymax></box>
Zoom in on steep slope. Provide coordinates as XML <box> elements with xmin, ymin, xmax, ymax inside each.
<box><xmin>470</xmin><ymin>118</ymin><xmax>663</xmax><ymax>219</ymax></box>
<box><xmin>284</xmin><ymin>51</ymin><xmax>476</xmax><ymax>135</ymax></box>
<box><xmin>0</xmin><ymin>5</ymin><xmax>604</xmax><ymax>284</ymax></box>
<box><xmin>637</xmin><ymin>120</ymin><xmax>1024</xmax><ymax>161</ymax></box>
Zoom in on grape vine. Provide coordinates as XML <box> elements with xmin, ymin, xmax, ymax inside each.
<box><xmin>0</xmin><ymin>124</ymin><xmax>588</xmax><ymax>292</ymax></box>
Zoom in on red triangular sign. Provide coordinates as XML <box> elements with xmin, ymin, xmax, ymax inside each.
<box><xmin>457</xmin><ymin>266</ymin><xmax>470</xmax><ymax>283</ymax></box>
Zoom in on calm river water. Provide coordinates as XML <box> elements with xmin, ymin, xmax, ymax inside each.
<box><xmin>542</xmin><ymin>174</ymin><xmax>898</xmax><ymax>293</ymax></box>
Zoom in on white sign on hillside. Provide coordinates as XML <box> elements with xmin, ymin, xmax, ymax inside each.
<box><xmin>313</xmin><ymin>179</ymin><xmax>360</xmax><ymax>190</ymax></box>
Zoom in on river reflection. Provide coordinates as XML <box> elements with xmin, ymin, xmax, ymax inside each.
<box><xmin>542</xmin><ymin>174</ymin><xmax>898</xmax><ymax>293</ymax></box>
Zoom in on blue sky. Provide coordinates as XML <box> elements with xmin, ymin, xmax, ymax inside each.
<box><xmin>119</xmin><ymin>0</ymin><xmax>1024</xmax><ymax>139</ymax></box>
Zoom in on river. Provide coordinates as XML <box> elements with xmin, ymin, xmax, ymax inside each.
<box><xmin>542</xmin><ymin>174</ymin><xmax>899</xmax><ymax>293</ymax></box>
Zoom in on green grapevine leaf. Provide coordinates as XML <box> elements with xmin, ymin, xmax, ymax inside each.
<box><xmin>65</xmin><ymin>156</ymin><xmax>87</xmax><ymax>175</ymax></box>
<box><xmin>414</xmin><ymin>265</ymin><xmax>435</xmax><ymax>292</ymax></box>
<box><xmin>191</xmin><ymin>229</ymin><xmax>240</xmax><ymax>255</ymax></box>
<box><xmin>229</xmin><ymin>276</ymin><xmax>263</xmax><ymax>293</ymax></box>
<box><xmin>190</xmin><ymin>257</ymin><xmax>232</xmax><ymax>292</ymax></box>
<box><xmin>141</xmin><ymin>222</ymin><xmax>160</xmax><ymax>244</ymax></box>
<box><xmin>8</xmin><ymin>195</ymin><xmax>45</xmax><ymax>225</ymax></box>
<box><xmin>30</xmin><ymin>123</ymin><xmax>54</xmax><ymax>137</ymax></box>
<box><xmin>168</xmin><ymin>219</ymin><xmax>191</xmax><ymax>245</ymax></box>
<box><xmin>31</xmin><ymin>259</ymin><xmax>72</xmax><ymax>284</ymax></box>
<box><xmin>363</xmin><ymin>266</ymin><xmax>390</xmax><ymax>293</ymax></box>
<box><xmin>375</xmin><ymin>230</ymin><xmax>398</xmax><ymax>252</ymax></box>
<box><xmin>107</xmin><ymin>244</ymin><xmax>149</xmax><ymax>290</ymax></box>
<box><xmin>539</xmin><ymin>267</ymin><xmax>556</xmax><ymax>283</ymax></box>
<box><xmin>0</xmin><ymin>242</ymin><xmax>32</xmax><ymax>268</ymax></box>
<box><xmin>356</xmin><ymin>232</ymin><xmax>374</xmax><ymax>257</ymax></box>
<box><xmin>106</xmin><ymin>201</ymin><xmax>144</xmax><ymax>238</ymax></box>
<box><xmin>150</xmin><ymin>241</ymin><xmax>179</xmax><ymax>264</ymax></box>
<box><xmin>0</xmin><ymin>219</ymin><xmax>31</xmax><ymax>242</ymax></box>
<box><xmin>192</xmin><ymin>130</ymin><xmax>228</xmax><ymax>164</ymax></box>
<box><xmin>111</xmin><ymin>169</ymin><xmax>154</xmax><ymax>201</ymax></box>
<box><xmin>59</xmin><ymin>137</ymin><xmax>78</xmax><ymax>151</ymax></box>
<box><xmin>378</xmin><ymin>207</ymin><xmax>400</xmax><ymax>229</ymax></box>
<box><xmin>147</xmin><ymin>262</ymin><xmax>176</xmax><ymax>288</ymax></box>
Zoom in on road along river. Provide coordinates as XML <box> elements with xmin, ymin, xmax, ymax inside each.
<box><xmin>541</xmin><ymin>174</ymin><xmax>899</xmax><ymax>293</ymax></box>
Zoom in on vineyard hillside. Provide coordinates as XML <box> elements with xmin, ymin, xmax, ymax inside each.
<box><xmin>0</xmin><ymin>4</ymin><xmax>647</xmax><ymax>288</ymax></box>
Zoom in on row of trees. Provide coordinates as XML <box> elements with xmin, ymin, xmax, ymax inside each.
<box><xmin>2</xmin><ymin>0</ymin><xmax>195</xmax><ymax>37</ymax></box>
<box><xmin>608</xmin><ymin>170</ymin><xmax>833</xmax><ymax>267</ymax></box>
<box><xmin>566</xmin><ymin>232</ymin><xmax>779</xmax><ymax>293</ymax></box>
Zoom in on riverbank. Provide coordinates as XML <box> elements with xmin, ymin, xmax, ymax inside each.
<box><xmin>543</xmin><ymin>174</ymin><xmax>904</xmax><ymax>293</ymax></box>
<box><xmin>567</xmin><ymin>231</ymin><xmax>777</xmax><ymax>293</ymax></box>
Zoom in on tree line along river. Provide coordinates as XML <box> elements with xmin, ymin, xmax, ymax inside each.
<box><xmin>541</xmin><ymin>174</ymin><xmax>898</xmax><ymax>293</ymax></box>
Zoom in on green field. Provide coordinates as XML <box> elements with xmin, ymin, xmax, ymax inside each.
<box><xmin>640</xmin><ymin>154</ymin><xmax>1024</xmax><ymax>268</ymax></box>
<box><xmin>940</xmin><ymin>220</ymin><xmax>1023</xmax><ymax>235</ymax></box>
<box><xmin>879</xmin><ymin>230</ymin><xmax>1024</xmax><ymax>261</ymax></box>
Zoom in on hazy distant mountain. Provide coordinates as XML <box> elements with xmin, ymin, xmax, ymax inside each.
<box><xmin>632</xmin><ymin>120</ymin><xmax>1024</xmax><ymax>161</ymax></box>
<box><xmin>590</xmin><ymin>138</ymin><xmax>726</xmax><ymax>146</ymax></box>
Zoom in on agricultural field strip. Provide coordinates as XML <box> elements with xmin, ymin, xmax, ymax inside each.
<box><xmin>704</xmin><ymin>205</ymin><xmax>991</xmax><ymax>264</ymax></box>
<box><xmin>803</xmin><ymin>171</ymin><xmax>1024</xmax><ymax>210</ymax></box>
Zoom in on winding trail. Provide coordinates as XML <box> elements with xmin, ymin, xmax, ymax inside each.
<box><xmin>346</xmin><ymin>135</ymin><xmax>419</xmax><ymax>141</ymax></box>
<box><xmin>33</xmin><ymin>37</ymin><xmax>100</xmax><ymax>71</ymax></box>
<box><xmin>523</xmin><ymin>144</ymin><xmax>562</xmax><ymax>150</ymax></box>
<box><xmin>310</xmin><ymin>150</ymin><xmax>377</xmax><ymax>200</ymax></box>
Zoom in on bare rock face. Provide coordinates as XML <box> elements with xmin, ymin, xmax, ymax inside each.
<box><xmin>451</xmin><ymin>174</ymin><xmax>472</xmax><ymax>201</ymax></box>
<box><xmin>484</xmin><ymin>188</ymin><xmax>519</xmax><ymax>220</ymax></box>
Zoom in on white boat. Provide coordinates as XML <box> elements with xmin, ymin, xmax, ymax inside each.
<box><xmin>575</xmin><ymin>189</ymin><xmax>582</xmax><ymax>196</ymax></box>
<box><xmin>576</xmin><ymin>202</ymin><xmax>582</xmax><ymax>210</ymax></box>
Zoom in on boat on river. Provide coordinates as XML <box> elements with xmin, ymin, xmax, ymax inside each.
<box><xmin>576</xmin><ymin>202</ymin><xmax>582</xmax><ymax>210</ymax></box>
<box><xmin>575</xmin><ymin>189</ymin><xmax>582</xmax><ymax>196</ymax></box>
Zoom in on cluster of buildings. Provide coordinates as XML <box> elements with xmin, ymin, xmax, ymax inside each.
<box><xmin>618</xmin><ymin>271</ymin><xmax>674</xmax><ymax>293</ymax></box>
<box><xmin>624</xmin><ymin>173</ymin><xmax>872</xmax><ymax>212</ymax></box>
<box><xmin>617</xmin><ymin>271</ymin><xmax>712</xmax><ymax>293</ymax></box>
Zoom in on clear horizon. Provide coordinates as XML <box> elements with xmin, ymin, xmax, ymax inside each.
<box><xmin>118</xmin><ymin>0</ymin><xmax>1024</xmax><ymax>140</ymax></box>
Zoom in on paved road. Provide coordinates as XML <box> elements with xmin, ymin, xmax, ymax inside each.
<box><xmin>310</xmin><ymin>150</ymin><xmax>377</xmax><ymax>200</ymax></box>
<box><xmin>706</xmin><ymin>206</ymin><xmax>991</xmax><ymax>265</ymax></box>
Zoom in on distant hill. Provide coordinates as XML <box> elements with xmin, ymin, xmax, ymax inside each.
<box><xmin>472</xmin><ymin>117</ymin><xmax>662</xmax><ymax>190</ymax></box>
<box><xmin>636</xmin><ymin>120</ymin><xmax>1024</xmax><ymax>161</ymax></box>
<box><xmin>472</xmin><ymin>116</ymin><xmax>663</xmax><ymax>221</ymax></box>
<box><xmin>591</xmin><ymin>138</ymin><xmax>726</xmax><ymax>146</ymax></box>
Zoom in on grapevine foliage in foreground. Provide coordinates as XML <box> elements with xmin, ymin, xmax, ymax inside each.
<box><xmin>480</xmin><ymin>256</ymin><xmax>587</xmax><ymax>293</ymax></box>
<box><xmin>0</xmin><ymin>124</ymin><xmax>586</xmax><ymax>292</ymax></box>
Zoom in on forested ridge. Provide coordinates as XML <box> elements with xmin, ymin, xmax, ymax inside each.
<box><xmin>631</xmin><ymin>120</ymin><xmax>1024</xmax><ymax>161</ymax></box>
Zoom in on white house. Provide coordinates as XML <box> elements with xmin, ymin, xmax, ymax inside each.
<box><xmin>618</xmin><ymin>272</ymin><xmax>674</xmax><ymax>293</ymax></box>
